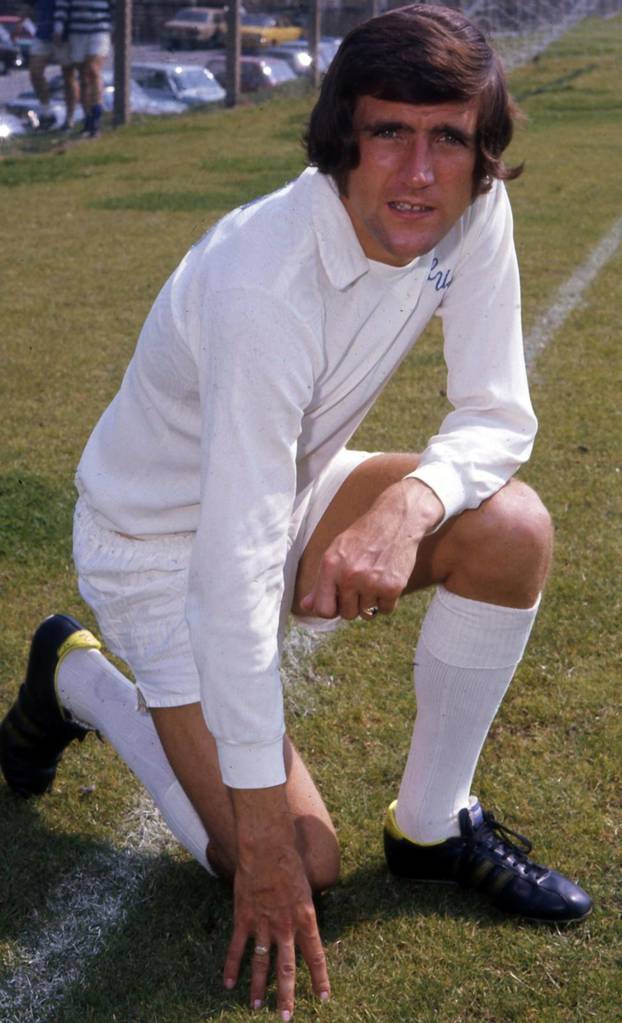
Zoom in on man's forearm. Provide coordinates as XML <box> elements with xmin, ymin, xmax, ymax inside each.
<box><xmin>399</xmin><ymin>476</ymin><xmax>445</xmax><ymax>538</ymax></box>
<box><xmin>230</xmin><ymin>783</ymin><xmax>297</xmax><ymax>860</ymax></box>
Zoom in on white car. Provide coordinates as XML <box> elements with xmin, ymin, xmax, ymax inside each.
<box><xmin>7</xmin><ymin>72</ymin><xmax>187</xmax><ymax>128</ymax></box>
<box><xmin>131</xmin><ymin>62</ymin><xmax>226</xmax><ymax>108</ymax></box>
<box><xmin>100</xmin><ymin>70</ymin><xmax>187</xmax><ymax>116</ymax></box>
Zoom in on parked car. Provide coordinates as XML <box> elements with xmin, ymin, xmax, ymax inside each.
<box><xmin>262</xmin><ymin>38</ymin><xmax>338</xmax><ymax>78</ymax></box>
<box><xmin>0</xmin><ymin>23</ymin><xmax>24</xmax><ymax>74</ymax></box>
<box><xmin>0</xmin><ymin>110</ymin><xmax>27</xmax><ymax>139</ymax></box>
<box><xmin>48</xmin><ymin>70</ymin><xmax>188</xmax><ymax>116</ymax></box>
<box><xmin>0</xmin><ymin>15</ymin><xmax>35</xmax><ymax>68</ymax></box>
<box><xmin>240</xmin><ymin>13</ymin><xmax>301</xmax><ymax>50</ymax></box>
<box><xmin>7</xmin><ymin>71</ymin><xmax>186</xmax><ymax>128</ymax></box>
<box><xmin>6</xmin><ymin>94</ymin><xmax>68</xmax><ymax>128</ymax></box>
<box><xmin>205</xmin><ymin>53</ymin><xmax>297</xmax><ymax>92</ymax></box>
<box><xmin>131</xmin><ymin>62</ymin><xmax>225</xmax><ymax>107</ymax></box>
<box><xmin>103</xmin><ymin>71</ymin><xmax>189</xmax><ymax>115</ymax></box>
<box><xmin>317</xmin><ymin>36</ymin><xmax>342</xmax><ymax>63</ymax></box>
<box><xmin>0</xmin><ymin>15</ymin><xmax>35</xmax><ymax>36</ymax></box>
<box><xmin>161</xmin><ymin>7</ymin><xmax>227</xmax><ymax>50</ymax></box>
<box><xmin>262</xmin><ymin>41</ymin><xmax>312</xmax><ymax>77</ymax></box>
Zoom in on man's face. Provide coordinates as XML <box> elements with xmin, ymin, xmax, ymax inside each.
<box><xmin>341</xmin><ymin>95</ymin><xmax>479</xmax><ymax>266</ymax></box>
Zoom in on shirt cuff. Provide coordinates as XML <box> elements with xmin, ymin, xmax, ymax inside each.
<box><xmin>404</xmin><ymin>463</ymin><xmax>468</xmax><ymax>527</ymax></box>
<box><xmin>216</xmin><ymin>736</ymin><xmax>286</xmax><ymax>789</ymax></box>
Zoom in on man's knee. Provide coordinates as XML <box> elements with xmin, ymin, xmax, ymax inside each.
<box><xmin>443</xmin><ymin>480</ymin><xmax>553</xmax><ymax>605</ymax></box>
<box><xmin>480</xmin><ymin>480</ymin><xmax>553</xmax><ymax>563</ymax></box>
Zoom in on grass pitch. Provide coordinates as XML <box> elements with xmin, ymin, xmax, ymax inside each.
<box><xmin>1</xmin><ymin>15</ymin><xmax>621</xmax><ymax>1023</ymax></box>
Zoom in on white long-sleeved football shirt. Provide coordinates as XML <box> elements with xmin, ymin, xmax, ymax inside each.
<box><xmin>76</xmin><ymin>167</ymin><xmax>537</xmax><ymax>788</ymax></box>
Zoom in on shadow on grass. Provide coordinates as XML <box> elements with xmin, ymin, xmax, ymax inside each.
<box><xmin>0</xmin><ymin>471</ymin><xmax>74</xmax><ymax>566</ymax></box>
<box><xmin>89</xmin><ymin>189</ymin><xmax>249</xmax><ymax>213</ymax></box>
<box><xmin>198</xmin><ymin>153</ymin><xmax>303</xmax><ymax>177</ymax></box>
<box><xmin>40</xmin><ymin>856</ymin><xmax>516</xmax><ymax>1022</ymax></box>
<box><xmin>0</xmin><ymin>788</ymin><xmax>123</xmax><ymax>944</ymax></box>
<box><xmin>320</xmin><ymin>861</ymin><xmax>507</xmax><ymax>938</ymax></box>
<box><xmin>87</xmin><ymin>167</ymin><xmax>302</xmax><ymax>214</ymax></box>
<box><xmin>0</xmin><ymin>150</ymin><xmax>135</xmax><ymax>188</ymax></box>
<box><xmin>49</xmin><ymin>858</ymin><xmax>235</xmax><ymax>1021</ymax></box>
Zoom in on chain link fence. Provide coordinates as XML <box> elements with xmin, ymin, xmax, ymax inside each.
<box><xmin>2</xmin><ymin>0</ymin><xmax>620</xmax><ymax>49</ymax></box>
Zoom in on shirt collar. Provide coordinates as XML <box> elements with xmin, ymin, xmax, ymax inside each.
<box><xmin>309</xmin><ymin>168</ymin><xmax>371</xmax><ymax>290</ymax></box>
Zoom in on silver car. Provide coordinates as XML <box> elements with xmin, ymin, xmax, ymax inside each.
<box><xmin>131</xmin><ymin>62</ymin><xmax>226</xmax><ymax>108</ymax></box>
<box><xmin>205</xmin><ymin>54</ymin><xmax>297</xmax><ymax>92</ymax></box>
<box><xmin>7</xmin><ymin>71</ymin><xmax>186</xmax><ymax>128</ymax></box>
<box><xmin>262</xmin><ymin>37</ymin><xmax>340</xmax><ymax>78</ymax></box>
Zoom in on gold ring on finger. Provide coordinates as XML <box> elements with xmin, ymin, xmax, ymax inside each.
<box><xmin>360</xmin><ymin>606</ymin><xmax>379</xmax><ymax>620</ymax></box>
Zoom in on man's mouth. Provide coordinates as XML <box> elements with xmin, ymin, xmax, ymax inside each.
<box><xmin>388</xmin><ymin>201</ymin><xmax>435</xmax><ymax>213</ymax></box>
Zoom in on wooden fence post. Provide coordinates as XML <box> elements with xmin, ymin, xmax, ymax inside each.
<box><xmin>113</xmin><ymin>0</ymin><xmax>131</xmax><ymax>127</ymax></box>
<box><xmin>226</xmin><ymin>0</ymin><xmax>241</xmax><ymax>108</ymax></box>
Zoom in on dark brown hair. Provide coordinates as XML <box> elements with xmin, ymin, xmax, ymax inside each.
<box><xmin>305</xmin><ymin>3</ymin><xmax>523</xmax><ymax>195</ymax></box>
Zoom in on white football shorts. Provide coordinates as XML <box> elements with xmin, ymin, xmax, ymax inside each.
<box><xmin>68</xmin><ymin>31</ymin><xmax>110</xmax><ymax>63</ymax></box>
<box><xmin>30</xmin><ymin>37</ymin><xmax>72</xmax><ymax>66</ymax></box>
<box><xmin>74</xmin><ymin>448</ymin><xmax>378</xmax><ymax>709</ymax></box>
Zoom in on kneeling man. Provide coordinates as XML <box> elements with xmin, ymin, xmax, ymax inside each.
<box><xmin>1</xmin><ymin>5</ymin><xmax>591</xmax><ymax>1018</ymax></box>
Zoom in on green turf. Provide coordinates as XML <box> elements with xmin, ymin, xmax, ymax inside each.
<box><xmin>1</xmin><ymin>14</ymin><xmax>621</xmax><ymax>1022</ymax></box>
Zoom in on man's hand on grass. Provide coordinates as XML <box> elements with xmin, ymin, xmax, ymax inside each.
<box><xmin>224</xmin><ymin>785</ymin><xmax>330</xmax><ymax>1019</ymax></box>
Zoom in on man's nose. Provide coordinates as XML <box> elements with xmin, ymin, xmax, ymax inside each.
<box><xmin>401</xmin><ymin>139</ymin><xmax>435</xmax><ymax>186</ymax></box>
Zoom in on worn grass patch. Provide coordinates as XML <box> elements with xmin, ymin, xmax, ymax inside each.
<box><xmin>0</xmin><ymin>14</ymin><xmax>620</xmax><ymax>1023</ymax></box>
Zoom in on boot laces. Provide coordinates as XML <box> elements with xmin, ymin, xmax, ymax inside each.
<box><xmin>464</xmin><ymin>809</ymin><xmax>548</xmax><ymax>881</ymax></box>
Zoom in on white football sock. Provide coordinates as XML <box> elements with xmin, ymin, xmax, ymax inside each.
<box><xmin>57</xmin><ymin>648</ymin><xmax>213</xmax><ymax>873</ymax></box>
<box><xmin>395</xmin><ymin>585</ymin><xmax>540</xmax><ymax>844</ymax></box>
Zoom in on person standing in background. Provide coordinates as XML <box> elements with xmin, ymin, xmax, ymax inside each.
<box><xmin>53</xmin><ymin>0</ymin><xmax>112</xmax><ymax>138</ymax></box>
<box><xmin>29</xmin><ymin>0</ymin><xmax>78</xmax><ymax>130</ymax></box>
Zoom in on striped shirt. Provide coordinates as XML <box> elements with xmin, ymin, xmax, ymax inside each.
<box><xmin>34</xmin><ymin>0</ymin><xmax>56</xmax><ymax>42</ymax></box>
<box><xmin>54</xmin><ymin>0</ymin><xmax>112</xmax><ymax>36</ymax></box>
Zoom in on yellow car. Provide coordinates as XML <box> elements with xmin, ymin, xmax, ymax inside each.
<box><xmin>240</xmin><ymin>13</ymin><xmax>302</xmax><ymax>50</ymax></box>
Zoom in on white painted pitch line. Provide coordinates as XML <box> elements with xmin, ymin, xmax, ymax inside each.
<box><xmin>0</xmin><ymin>794</ymin><xmax>176</xmax><ymax>1023</ymax></box>
<box><xmin>524</xmin><ymin>214</ymin><xmax>622</xmax><ymax>370</ymax></box>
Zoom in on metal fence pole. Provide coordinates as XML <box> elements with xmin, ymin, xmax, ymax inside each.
<box><xmin>226</xmin><ymin>0</ymin><xmax>241</xmax><ymax>108</ymax></box>
<box><xmin>113</xmin><ymin>0</ymin><xmax>131</xmax><ymax>127</ymax></box>
<box><xmin>308</xmin><ymin>0</ymin><xmax>322</xmax><ymax>90</ymax></box>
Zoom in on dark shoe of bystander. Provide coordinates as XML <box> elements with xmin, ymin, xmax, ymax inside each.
<box><xmin>37</xmin><ymin>112</ymin><xmax>57</xmax><ymax>131</ymax></box>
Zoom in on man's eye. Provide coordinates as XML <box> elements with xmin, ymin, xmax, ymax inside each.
<box><xmin>438</xmin><ymin>132</ymin><xmax>465</xmax><ymax>146</ymax></box>
<box><xmin>371</xmin><ymin>126</ymin><xmax>406</xmax><ymax>141</ymax></box>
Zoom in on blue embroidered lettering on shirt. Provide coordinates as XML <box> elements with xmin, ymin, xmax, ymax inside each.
<box><xmin>427</xmin><ymin>257</ymin><xmax>454</xmax><ymax>291</ymax></box>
